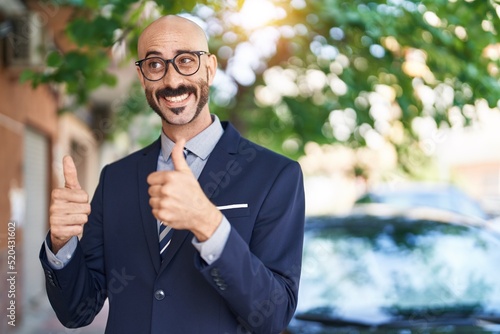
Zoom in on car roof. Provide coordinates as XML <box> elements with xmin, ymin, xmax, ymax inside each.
<box><xmin>353</xmin><ymin>182</ymin><xmax>489</xmax><ymax>220</ymax></box>
<box><xmin>307</xmin><ymin>203</ymin><xmax>486</xmax><ymax>229</ymax></box>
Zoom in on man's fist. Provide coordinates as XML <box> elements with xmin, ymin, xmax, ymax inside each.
<box><xmin>147</xmin><ymin>139</ymin><xmax>222</xmax><ymax>242</ymax></box>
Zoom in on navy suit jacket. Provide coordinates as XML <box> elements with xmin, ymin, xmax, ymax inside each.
<box><xmin>40</xmin><ymin>122</ymin><xmax>305</xmax><ymax>333</ymax></box>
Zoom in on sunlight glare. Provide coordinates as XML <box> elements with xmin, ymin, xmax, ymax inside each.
<box><xmin>236</xmin><ymin>0</ymin><xmax>284</xmax><ymax>30</ymax></box>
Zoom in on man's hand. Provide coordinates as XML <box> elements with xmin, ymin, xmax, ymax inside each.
<box><xmin>49</xmin><ymin>156</ymin><xmax>91</xmax><ymax>254</ymax></box>
<box><xmin>147</xmin><ymin>139</ymin><xmax>222</xmax><ymax>242</ymax></box>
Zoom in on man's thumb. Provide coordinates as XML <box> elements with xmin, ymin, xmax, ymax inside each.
<box><xmin>63</xmin><ymin>156</ymin><xmax>81</xmax><ymax>190</ymax></box>
<box><xmin>171</xmin><ymin>139</ymin><xmax>190</xmax><ymax>173</ymax></box>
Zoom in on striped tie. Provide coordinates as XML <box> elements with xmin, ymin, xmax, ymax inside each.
<box><xmin>158</xmin><ymin>148</ymin><xmax>189</xmax><ymax>260</ymax></box>
<box><xmin>159</xmin><ymin>223</ymin><xmax>174</xmax><ymax>260</ymax></box>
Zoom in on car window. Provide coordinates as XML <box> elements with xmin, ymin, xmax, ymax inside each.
<box><xmin>298</xmin><ymin>219</ymin><xmax>500</xmax><ymax>323</ymax></box>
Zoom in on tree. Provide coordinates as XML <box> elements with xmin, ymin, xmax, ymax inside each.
<box><xmin>23</xmin><ymin>0</ymin><xmax>500</xmax><ymax>176</ymax></box>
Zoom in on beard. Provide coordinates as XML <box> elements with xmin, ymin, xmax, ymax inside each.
<box><xmin>145</xmin><ymin>77</ymin><xmax>209</xmax><ymax>125</ymax></box>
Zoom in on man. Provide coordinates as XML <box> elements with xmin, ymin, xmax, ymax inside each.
<box><xmin>40</xmin><ymin>15</ymin><xmax>305</xmax><ymax>334</ymax></box>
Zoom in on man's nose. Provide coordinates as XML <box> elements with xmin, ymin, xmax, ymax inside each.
<box><xmin>161</xmin><ymin>61</ymin><xmax>183</xmax><ymax>85</ymax></box>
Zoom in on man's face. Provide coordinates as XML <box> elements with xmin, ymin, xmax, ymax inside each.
<box><xmin>137</xmin><ymin>17</ymin><xmax>216</xmax><ymax>127</ymax></box>
<box><xmin>144</xmin><ymin>67</ymin><xmax>210</xmax><ymax>126</ymax></box>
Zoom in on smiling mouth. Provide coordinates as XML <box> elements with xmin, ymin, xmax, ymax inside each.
<box><xmin>164</xmin><ymin>93</ymin><xmax>189</xmax><ymax>103</ymax></box>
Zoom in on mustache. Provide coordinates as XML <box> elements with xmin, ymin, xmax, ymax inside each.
<box><xmin>156</xmin><ymin>85</ymin><xmax>196</xmax><ymax>100</ymax></box>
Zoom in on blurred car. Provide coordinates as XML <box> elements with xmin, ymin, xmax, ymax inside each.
<box><xmin>354</xmin><ymin>183</ymin><xmax>490</xmax><ymax>220</ymax></box>
<box><xmin>285</xmin><ymin>205</ymin><xmax>500</xmax><ymax>334</ymax></box>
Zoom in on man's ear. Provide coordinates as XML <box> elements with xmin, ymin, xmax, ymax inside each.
<box><xmin>207</xmin><ymin>54</ymin><xmax>218</xmax><ymax>86</ymax></box>
<box><xmin>136</xmin><ymin>66</ymin><xmax>146</xmax><ymax>88</ymax></box>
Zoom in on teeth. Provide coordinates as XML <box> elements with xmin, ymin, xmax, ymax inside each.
<box><xmin>165</xmin><ymin>93</ymin><xmax>189</xmax><ymax>103</ymax></box>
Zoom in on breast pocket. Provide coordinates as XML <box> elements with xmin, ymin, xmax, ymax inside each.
<box><xmin>217</xmin><ymin>204</ymin><xmax>250</xmax><ymax>218</ymax></box>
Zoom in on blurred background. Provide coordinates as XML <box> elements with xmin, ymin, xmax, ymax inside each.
<box><xmin>1</xmin><ymin>0</ymin><xmax>499</xmax><ymax>333</ymax></box>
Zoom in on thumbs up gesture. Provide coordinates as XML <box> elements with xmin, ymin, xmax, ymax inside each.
<box><xmin>63</xmin><ymin>155</ymin><xmax>82</xmax><ymax>190</ymax></box>
<box><xmin>147</xmin><ymin>139</ymin><xmax>222</xmax><ymax>242</ymax></box>
<box><xmin>49</xmin><ymin>156</ymin><xmax>91</xmax><ymax>253</ymax></box>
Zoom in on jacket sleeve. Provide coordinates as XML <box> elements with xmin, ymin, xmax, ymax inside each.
<box><xmin>39</xmin><ymin>166</ymin><xmax>108</xmax><ymax>328</ymax></box>
<box><xmin>196</xmin><ymin>161</ymin><xmax>306</xmax><ymax>333</ymax></box>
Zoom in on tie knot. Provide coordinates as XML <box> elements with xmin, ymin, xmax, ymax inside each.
<box><xmin>183</xmin><ymin>148</ymin><xmax>189</xmax><ymax>159</ymax></box>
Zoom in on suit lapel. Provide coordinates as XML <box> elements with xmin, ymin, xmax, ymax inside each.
<box><xmin>158</xmin><ymin>122</ymin><xmax>242</xmax><ymax>272</ymax></box>
<box><xmin>138</xmin><ymin>139</ymin><xmax>162</xmax><ymax>273</ymax></box>
<box><xmin>198</xmin><ymin>122</ymin><xmax>241</xmax><ymax>200</ymax></box>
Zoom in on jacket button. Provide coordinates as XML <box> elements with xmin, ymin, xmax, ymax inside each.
<box><xmin>210</xmin><ymin>268</ymin><xmax>220</xmax><ymax>277</ymax></box>
<box><xmin>154</xmin><ymin>289</ymin><xmax>165</xmax><ymax>301</ymax></box>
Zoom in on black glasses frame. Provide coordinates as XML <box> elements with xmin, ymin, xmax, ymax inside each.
<box><xmin>135</xmin><ymin>51</ymin><xmax>210</xmax><ymax>81</ymax></box>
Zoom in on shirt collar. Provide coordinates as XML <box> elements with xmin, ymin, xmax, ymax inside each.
<box><xmin>160</xmin><ymin>114</ymin><xmax>224</xmax><ymax>161</ymax></box>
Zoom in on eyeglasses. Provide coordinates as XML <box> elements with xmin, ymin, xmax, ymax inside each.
<box><xmin>135</xmin><ymin>51</ymin><xmax>210</xmax><ymax>81</ymax></box>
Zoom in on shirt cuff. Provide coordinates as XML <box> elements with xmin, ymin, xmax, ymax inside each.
<box><xmin>192</xmin><ymin>215</ymin><xmax>231</xmax><ymax>265</ymax></box>
<box><xmin>44</xmin><ymin>235</ymin><xmax>77</xmax><ymax>270</ymax></box>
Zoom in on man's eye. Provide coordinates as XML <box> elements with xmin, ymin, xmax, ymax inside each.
<box><xmin>149</xmin><ymin>61</ymin><xmax>163</xmax><ymax>69</ymax></box>
<box><xmin>180</xmin><ymin>58</ymin><xmax>192</xmax><ymax>64</ymax></box>
<box><xmin>144</xmin><ymin>59</ymin><xmax>164</xmax><ymax>71</ymax></box>
<box><xmin>177</xmin><ymin>56</ymin><xmax>195</xmax><ymax>65</ymax></box>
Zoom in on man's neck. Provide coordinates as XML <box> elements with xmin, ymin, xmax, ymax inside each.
<box><xmin>162</xmin><ymin>112</ymin><xmax>213</xmax><ymax>142</ymax></box>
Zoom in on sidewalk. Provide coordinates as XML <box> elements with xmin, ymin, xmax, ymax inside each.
<box><xmin>7</xmin><ymin>293</ymin><xmax>107</xmax><ymax>334</ymax></box>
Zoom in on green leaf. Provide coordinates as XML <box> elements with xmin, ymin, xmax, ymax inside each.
<box><xmin>67</xmin><ymin>16</ymin><xmax>120</xmax><ymax>47</ymax></box>
<box><xmin>101</xmin><ymin>73</ymin><xmax>117</xmax><ymax>86</ymax></box>
<box><xmin>46</xmin><ymin>51</ymin><xmax>63</xmax><ymax>68</ymax></box>
<box><xmin>19</xmin><ymin>69</ymin><xmax>36</xmax><ymax>84</ymax></box>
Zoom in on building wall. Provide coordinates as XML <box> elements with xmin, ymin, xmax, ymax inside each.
<box><xmin>0</xmin><ymin>3</ymin><xmax>102</xmax><ymax>330</ymax></box>
<box><xmin>0</xmin><ymin>68</ymin><xmax>59</xmax><ymax>232</ymax></box>
<box><xmin>56</xmin><ymin>113</ymin><xmax>100</xmax><ymax>197</ymax></box>
<box><xmin>0</xmin><ymin>65</ymin><xmax>58</xmax><ymax>330</ymax></box>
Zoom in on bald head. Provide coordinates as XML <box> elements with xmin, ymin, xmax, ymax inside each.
<box><xmin>138</xmin><ymin>15</ymin><xmax>209</xmax><ymax>59</ymax></box>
